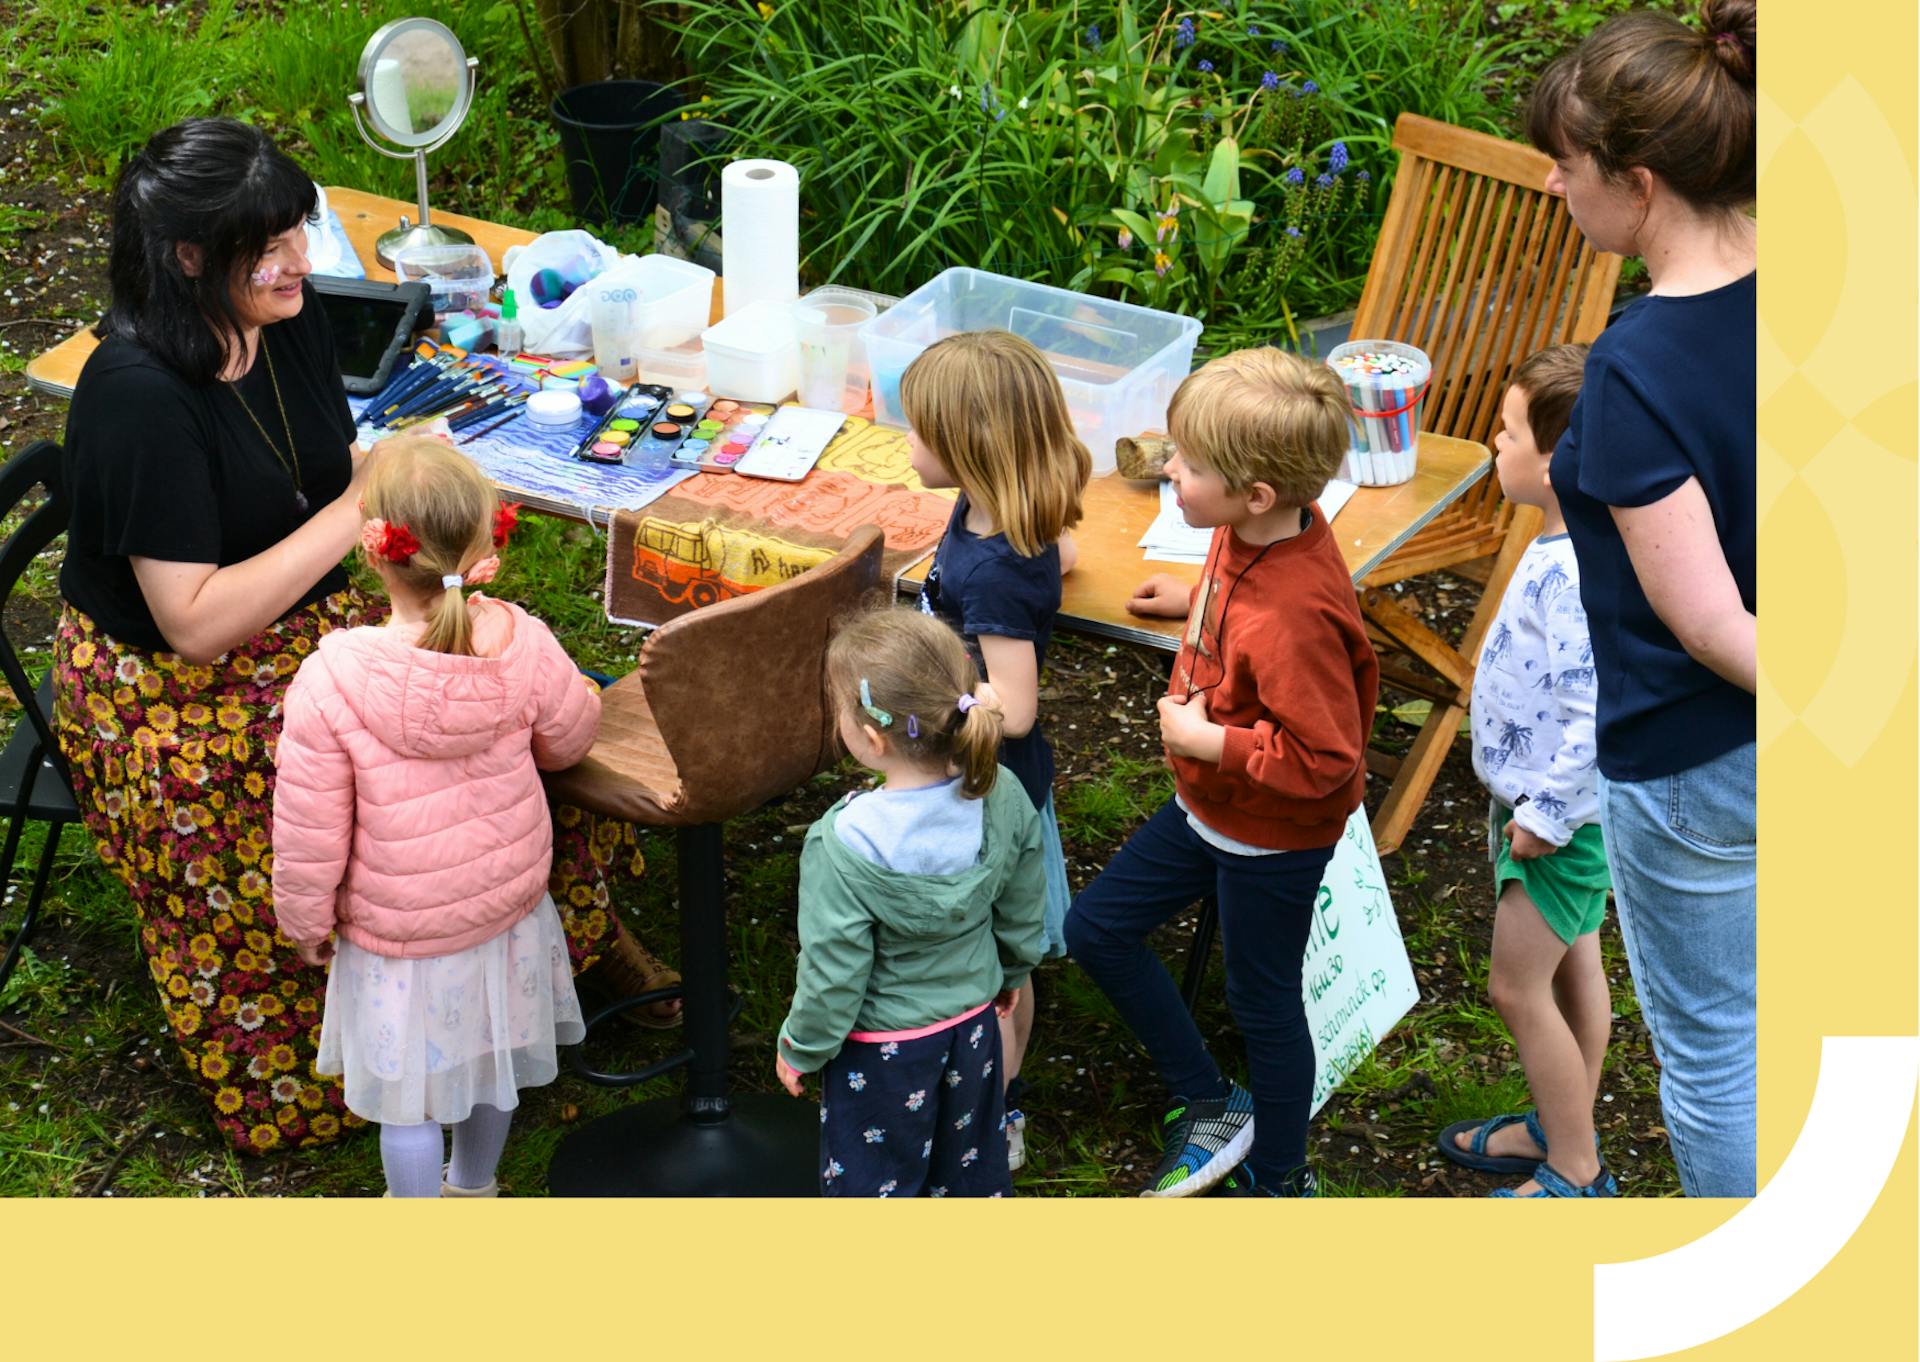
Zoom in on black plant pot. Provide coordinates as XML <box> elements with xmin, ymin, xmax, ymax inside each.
<box><xmin>550</xmin><ymin>80</ymin><xmax>684</xmax><ymax>225</ymax></box>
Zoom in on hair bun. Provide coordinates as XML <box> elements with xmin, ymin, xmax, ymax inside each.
<box><xmin>1702</xmin><ymin>0</ymin><xmax>1755</xmax><ymax>85</ymax></box>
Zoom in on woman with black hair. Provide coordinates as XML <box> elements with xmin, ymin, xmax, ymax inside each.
<box><xmin>50</xmin><ymin>119</ymin><xmax>676</xmax><ymax>1158</ymax></box>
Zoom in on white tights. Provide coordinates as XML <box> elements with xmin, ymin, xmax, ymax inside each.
<box><xmin>378</xmin><ymin>1103</ymin><xmax>515</xmax><ymax>1198</ymax></box>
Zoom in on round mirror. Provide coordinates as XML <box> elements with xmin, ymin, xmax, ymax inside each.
<box><xmin>357</xmin><ymin>18</ymin><xmax>473</xmax><ymax>149</ymax></box>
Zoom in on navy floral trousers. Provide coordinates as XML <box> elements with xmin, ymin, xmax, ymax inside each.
<box><xmin>819</xmin><ymin>1004</ymin><xmax>1010</xmax><ymax>1198</ymax></box>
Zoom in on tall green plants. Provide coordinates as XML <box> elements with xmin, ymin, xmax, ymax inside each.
<box><xmin>670</xmin><ymin>1</ymin><xmax>1513</xmax><ymax>343</ymax></box>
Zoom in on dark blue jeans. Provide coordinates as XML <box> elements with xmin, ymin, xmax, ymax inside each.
<box><xmin>1065</xmin><ymin>799</ymin><xmax>1336</xmax><ymax>1182</ymax></box>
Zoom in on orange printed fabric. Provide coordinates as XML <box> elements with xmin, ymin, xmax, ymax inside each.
<box><xmin>604</xmin><ymin>416</ymin><xmax>955</xmax><ymax>628</ymax></box>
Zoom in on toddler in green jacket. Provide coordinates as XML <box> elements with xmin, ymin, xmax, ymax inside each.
<box><xmin>776</xmin><ymin>607</ymin><xmax>1048</xmax><ymax>1197</ymax></box>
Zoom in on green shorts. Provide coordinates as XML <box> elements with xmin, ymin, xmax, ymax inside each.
<box><xmin>1489</xmin><ymin>800</ymin><xmax>1611</xmax><ymax>946</ymax></box>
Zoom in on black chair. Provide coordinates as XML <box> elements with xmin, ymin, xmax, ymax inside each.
<box><xmin>1180</xmin><ymin>898</ymin><xmax>1219</xmax><ymax>1014</ymax></box>
<box><xmin>0</xmin><ymin>440</ymin><xmax>79</xmax><ymax>997</ymax></box>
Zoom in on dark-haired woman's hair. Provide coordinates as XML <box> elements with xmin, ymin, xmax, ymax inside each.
<box><xmin>826</xmin><ymin>608</ymin><xmax>1006</xmax><ymax>799</ymax></box>
<box><xmin>1510</xmin><ymin>343</ymin><xmax>1591</xmax><ymax>456</ymax></box>
<box><xmin>1526</xmin><ymin>0</ymin><xmax>1755</xmax><ymax>214</ymax></box>
<box><xmin>97</xmin><ymin>118</ymin><xmax>318</xmax><ymax>386</ymax></box>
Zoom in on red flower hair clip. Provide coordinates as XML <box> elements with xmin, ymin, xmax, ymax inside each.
<box><xmin>492</xmin><ymin>502</ymin><xmax>522</xmax><ymax>550</ymax></box>
<box><xmin>359</xmin><ymin>518</ymin><xmax>421</xmax><ymax>565</ymax></box>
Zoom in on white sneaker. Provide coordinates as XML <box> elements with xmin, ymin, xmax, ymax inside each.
<box><xmin>1005</xmin><ymin>1109</ymin><xmax>1027</xmax><ymax>1172</ymax></box>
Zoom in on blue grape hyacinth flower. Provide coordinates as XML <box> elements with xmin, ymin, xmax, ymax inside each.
<box><xmin>1329</xmin><ymin>141</ymin><xmax>1349</xmax><ymax>174</ymax></box>
<box><xmin>1260</xmin><ymin>69</ymin><xmax>1279</xmax><ymax>92</ymax></box>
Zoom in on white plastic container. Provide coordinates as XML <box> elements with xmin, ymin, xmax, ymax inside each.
<box><xmin>860</xmin><ymin>267</ymin><xmax>1204</xmax><ymax>476</ymax></box>
<box><xmin>624</xmin><ymin>253</ymin><xmax>715</xmax><ymax>349</ymax></box>
<box><xmin>702</xmin><ymin>299</ymin><xmax>798</xmax><ymax>402</ymax></box>
<box><xmin>635</xmin><ymin>336</ymin><xmax>709</xmax><ymax>390</ymax></box>
<box><xmin>588</xmin><ymin>254</ymin><xmax>717</xmax><ymax>381</ymax></box>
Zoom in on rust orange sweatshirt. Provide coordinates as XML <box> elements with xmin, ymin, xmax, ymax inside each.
<box><xmin>1167</xmin><ymin>505</ymin><xmax>1379</xmax><ymax>850</ymax></box>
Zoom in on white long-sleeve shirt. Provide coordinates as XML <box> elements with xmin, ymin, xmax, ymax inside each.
<box><xmin>1469</xmin><ymin>534</ymin><xmax>1599</xmax><ymax>846</ymax></box>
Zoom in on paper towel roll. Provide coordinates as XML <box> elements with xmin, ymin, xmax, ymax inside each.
<box><xmin>370</xmin><ymin>57</ymin><xmax>411</xmax><ymax>135</ymax></box>
<box><xmin>721</xmin><ymin>159</ymin><xmax>800</xmax><ymax>318</ymax></box>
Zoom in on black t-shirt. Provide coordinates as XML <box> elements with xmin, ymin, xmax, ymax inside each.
<box><xmin>60</xmin><ymin>280</ymin><xmax>356</xmax><ymax>652</ymax></box>
<box><xmin>918</xmin><ymin>494</ymin><xmax>1060</xmax><ymax>812</ymax></box>
<box><xmin>1550</xmin><ymin>272</ymin><xmax>1756</xmax><ymax>781</ymax></box>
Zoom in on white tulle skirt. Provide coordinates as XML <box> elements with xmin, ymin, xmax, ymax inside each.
<box><xmin>316</xmin><ymin>895</ymin><xmax>585</xmax><ymax>1126</ymax></box>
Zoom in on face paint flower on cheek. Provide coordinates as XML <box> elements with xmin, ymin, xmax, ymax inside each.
<box><xmin>249</xmin><ymin>264</ymin><xmax>281</xmax><ymax>288</ymax></box>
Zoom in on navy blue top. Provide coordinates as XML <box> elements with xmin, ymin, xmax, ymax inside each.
<box><xmin>1550</xmin><ymin>272</ymin><xmax>1756</xmax><ymax>782</ymax></box>
<box><xmin>918</xmin><ymin>495</ymin><xmax>1059</xmax><ymax>812</ymax></box>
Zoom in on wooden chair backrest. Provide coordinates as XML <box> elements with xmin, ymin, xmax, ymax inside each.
<box><xmin>1353</xmin><ymin>113</ymin><xmax>1624</xmax><ymax>467</ymax></box>
<box><xmin>638</xmin><ymin>525</ymin><xmax>885</xmax><ymax>823</ymax></box>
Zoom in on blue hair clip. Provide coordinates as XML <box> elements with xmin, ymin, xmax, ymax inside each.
<box><xmin>858</xmin><ymin>678</ymin><xmax>893</xmax><ymax>728</ymax></box>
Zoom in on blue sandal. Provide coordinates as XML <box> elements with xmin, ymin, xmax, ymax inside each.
<box><xmin>1435</xmin><ymin>1110</ymin><xmax>1549</xmax><ymax>1175</ymax></box>
<box><xmin>1490</xmin><ymin>1161</ymin><xmax>1619</xmax><ymax>1198</ymax></box>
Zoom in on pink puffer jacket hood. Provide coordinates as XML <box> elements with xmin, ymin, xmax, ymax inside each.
<box><xmin>271</xmin><ymin>596</ymin><xmax>600</xmax><ymax>959</ymax></box>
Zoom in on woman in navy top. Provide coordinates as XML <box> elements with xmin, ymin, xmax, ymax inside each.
<box><xmin>1526</xmin><ymin>0</ymin><xmax>1757</xmax><ymax>1196</ymax></box>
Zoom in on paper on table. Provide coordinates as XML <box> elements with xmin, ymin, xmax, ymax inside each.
<box><xmin>1136</xmin><ymin>477</ymin><xmax>1359</xmax><ymax>565</ymax></box>
<box><xmin>1137</xmin><ymin>480</ymin><xmax>1212</xmax><ymax>564</ymax></box>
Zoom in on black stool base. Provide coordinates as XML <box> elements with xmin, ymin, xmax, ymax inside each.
<box><xmin>547</xmin><ymin>1093</ymin><xmax>819</xmax><ymax>1197</ymax></box>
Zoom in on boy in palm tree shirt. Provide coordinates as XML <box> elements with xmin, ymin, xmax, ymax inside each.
<box><xmin>1436</xmin><ymin>345</ymin><xmax>1617</xmax><ymax>1198</ymax></box>
<box><xmin>1066</xmin><ymin>348</ymin><xmax>1377</xmax><ymax>1198</ymax></box>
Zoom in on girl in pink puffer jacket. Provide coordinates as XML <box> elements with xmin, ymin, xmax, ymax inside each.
<box><xmin>272</xmin><ymin>436</ymin><xmax>600</xmax><ymax>1198</ymax></box>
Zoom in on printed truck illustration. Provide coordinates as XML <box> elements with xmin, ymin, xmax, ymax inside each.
<box><xmin>629</xmin><ymin>521</ymin><xmax>732</xmax><ymax>610</ymax></box>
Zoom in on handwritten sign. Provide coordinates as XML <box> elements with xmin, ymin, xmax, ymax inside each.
<box><xmin>1304</xmin><ymin>807</ymin><xmax>1420</xmax><ymax>1113</ymax></box>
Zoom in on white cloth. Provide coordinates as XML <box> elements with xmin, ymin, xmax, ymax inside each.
<box><xmin>1468</xmin><ymin>534</ymin><xmax>1600</xmax><ymax>846</ymax></box>
<box><xmin>317</xmin><ymin>894</ymin><xmax>584</xmax><ymax>1126</ymax></box>
<box><xmin>833</xmin><ymin>777</ymin><xmax>984</xmax><ymax>875</ymax></box>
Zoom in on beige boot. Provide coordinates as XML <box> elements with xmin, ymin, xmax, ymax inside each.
<box><xmin>440</xmin><ymin>1178</ymin><xmax>499</xmax><ymax>1197</ymax></box>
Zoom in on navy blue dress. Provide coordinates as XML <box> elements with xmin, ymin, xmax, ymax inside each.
<box><xmin>917</xmin><ymin>495</ymin><xmax>1060</xmax><ymax>813</ymax></box>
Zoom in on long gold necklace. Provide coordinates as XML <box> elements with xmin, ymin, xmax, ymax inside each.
<box><xmin>226</xmin><ymin>332</ymin><xmax>308</xmax><ymax>513</ymax></box>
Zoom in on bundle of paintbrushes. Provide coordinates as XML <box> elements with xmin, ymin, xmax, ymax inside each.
<box><xmin>1327</xmin><ymin>340</ymin><xmax>1431</xmax><ymax>487</ymax></box>
<box><xmin>361</xmin><ymin>341</ymin><xmax>538</xmax><ymax>441</ymax></box>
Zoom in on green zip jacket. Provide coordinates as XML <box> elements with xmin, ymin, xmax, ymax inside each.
<box><xmin>776</xmin><ymin>771</ymin><xmax>1048</xmax><ymax>1075</ymax></box>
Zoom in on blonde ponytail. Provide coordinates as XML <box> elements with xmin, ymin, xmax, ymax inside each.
<box><xmin>951</xmin><ymin>691</ymin><xmax>1006</xmax><ymax>800</ymax></box>
<box><xmin>360</xmin><ymin>436</ymin><xmax>500</xmax><ymax>657</ymax></box>
<box><xmin>826</xmin><ymin>606</ymin><xmax>1004</xmax><ymax>799</ymax></box>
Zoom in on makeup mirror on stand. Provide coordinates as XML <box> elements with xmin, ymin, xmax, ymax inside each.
<box><xmin>347</xmin><ymin>17</ymin><xmax>480</xmax><ymax>268</ymax></box>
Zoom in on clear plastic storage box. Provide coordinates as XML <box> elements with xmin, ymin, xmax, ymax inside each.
<box><xmin>861</xmin><ymin>267</ymin><xmax>1203</xmax><ymax>476</ymax></box>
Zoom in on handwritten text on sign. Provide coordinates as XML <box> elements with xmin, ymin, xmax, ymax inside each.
<box><xmin>1304</xmin><ymin>807</ymin><xmax>1419</xmax><ymax>1113</ymax></box>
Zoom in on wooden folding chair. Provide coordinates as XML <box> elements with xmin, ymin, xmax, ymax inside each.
<box><xmin>1352</xmin><ymin>114</ymin><xmax>1623</xmax><ymax>854</ymax></box>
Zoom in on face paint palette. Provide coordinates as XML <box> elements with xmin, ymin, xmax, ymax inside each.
<box><xmin>691</xmin><ymin>400</ymin><xmax>778</xmax><ymax>473</ymax></box>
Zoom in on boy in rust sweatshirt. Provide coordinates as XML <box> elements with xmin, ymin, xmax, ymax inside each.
<box><xmin>1064</xmin><ymin>348</ymin><xmax>1378</xmax><ymax>1198</ymax></box>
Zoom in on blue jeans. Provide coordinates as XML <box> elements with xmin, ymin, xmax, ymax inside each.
<box><xmin>1599</xmin><ymin>741</ymin><xmax>1756</xmax><ymax>1197</ymax></box>
<box><xmin>1064</xmin><ymin>800</ymin><xmax>1337</xmax><ymax>1182</ymax></box>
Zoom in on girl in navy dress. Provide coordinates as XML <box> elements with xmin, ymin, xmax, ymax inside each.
<box><xmin>905</xmin><ymin>330</ymin><xmax>1090</xmax><ymax>1170</ymax></box>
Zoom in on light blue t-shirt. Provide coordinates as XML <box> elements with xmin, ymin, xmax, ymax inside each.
<box><xmin>833</xmin><ymin>777</ymin><xmax>984</xmax><ymax>875</ymax></box>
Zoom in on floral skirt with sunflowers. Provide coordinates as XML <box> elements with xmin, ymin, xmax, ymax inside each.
<box><xmin>51</xmin><ymin>594</ymin><xmax>642</xmax><ymax>1156</ymax></box>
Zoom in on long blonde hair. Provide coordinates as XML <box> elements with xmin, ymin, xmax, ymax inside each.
<box><xmin>899</xmin><ymin>330</ymin><xmax>1090</xmax><ymax>557</ymax></box>
<box><xmin>360</xmin><ymin>436</ymin><xmax>500</xmax><ymax>657</ymax></box>
<box><xmin>826</xmin><ymin>607</ymin><xmax>1005</xmax><ymax>799</ymax></box>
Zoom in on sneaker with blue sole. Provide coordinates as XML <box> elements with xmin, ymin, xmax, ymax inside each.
<box><xmin>1140</xmin><ymin>1083</ymin><xmax>1254</xmax><ymax>1197</ymax></box>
